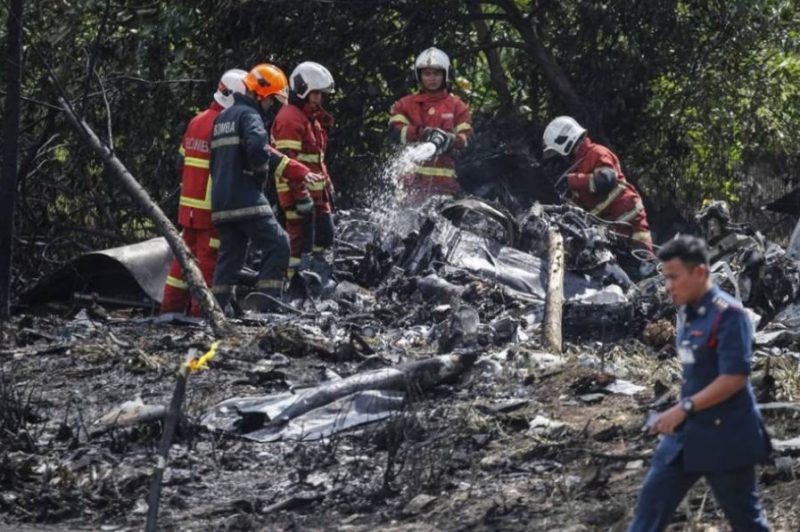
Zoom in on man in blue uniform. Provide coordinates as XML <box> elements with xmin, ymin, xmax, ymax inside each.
<box><xmin>629</xmin><ymin>235</ymin><xmax>771</xmax><ymax>531</ymax></box>
<box><xmin>210</xmin><ymin>63</ymin><xmax>317</xmax><ymax>313</ymax></box>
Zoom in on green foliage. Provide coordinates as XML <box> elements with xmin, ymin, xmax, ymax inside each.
<box><xmin>2</xmin><ymin>0</ymin><xmax>800</xmax><ymax>280</ymax></box>
<box><xmin>627</xmin><ymin>0</ymin><xmax>800</xmax><ymax>211</ymax></box>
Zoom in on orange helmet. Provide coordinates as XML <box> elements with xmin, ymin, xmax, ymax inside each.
<box><xmin>243</xmin><ymin>63</ymin><xmax>289</xmax><ymax>104</ymax></box>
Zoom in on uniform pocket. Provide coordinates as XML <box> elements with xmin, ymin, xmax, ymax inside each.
<box><xmin>684</xmin><ymin>408</ymin><xmax>766</xmax><ymax>472</ymax></box>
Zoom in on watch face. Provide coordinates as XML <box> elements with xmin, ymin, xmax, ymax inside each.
<box><xmin>682</xmin><ymin>400</ymin><xmax>693</xmax><ymax>412</ymax></box>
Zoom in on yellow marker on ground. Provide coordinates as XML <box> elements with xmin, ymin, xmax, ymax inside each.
<box><xmin>188</xmin><ymin>341</ymin><xmax>219</xmax><ymax>373</ymax></box>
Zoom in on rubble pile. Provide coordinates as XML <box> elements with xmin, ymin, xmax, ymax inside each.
<box><xmin>1</xmin><ymin>199</ymin><xmax>799</xmax><ymax>530</ymax></box>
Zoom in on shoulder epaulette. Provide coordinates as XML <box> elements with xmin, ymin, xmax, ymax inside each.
<box><xmin>712</xmin><ymin>295</ymin><xmax>743</xmax><ymax>313</ymax></box>
<box><xmin>712</xmin><ymin>296</ymin><xmax>730</xmax><ymax>311</ymax></box>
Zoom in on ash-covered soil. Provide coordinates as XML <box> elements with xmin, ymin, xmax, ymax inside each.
<box><xmin>1</xmin><ymin>307</ymin><xmax>798</xmax><ymax>532</ymax></box>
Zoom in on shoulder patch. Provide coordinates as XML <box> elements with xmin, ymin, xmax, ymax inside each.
<box><xmin>713</xmin><ymin>296</ymin><xmax>744</xmax><ymax>314</ymax></box>
<box><xmin>712</xmin><ymin>296</ymin><xmax>730</xmax><ymax>311</ymax></box>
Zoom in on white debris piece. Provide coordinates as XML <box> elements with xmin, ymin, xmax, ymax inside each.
<box><xmin>605</xmin><ymin>379</ymin><xmax>647</xmax><ymax>396</ymax></box>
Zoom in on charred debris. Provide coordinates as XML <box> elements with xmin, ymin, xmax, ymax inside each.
<box><xmin>2</xmin><ymin>197</ymin><xmax>800</xmax><ymax>530</ymax></box>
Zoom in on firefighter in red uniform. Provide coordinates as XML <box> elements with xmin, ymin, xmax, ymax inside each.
<box><xmin>271</xmin><ymin>61</ymin><xmax>336</xmax><ymax>280</ymax></box>
<box><xmin>542</xmin><ymin>116</ymin><xmax>654</xmax><ymax>254</ymax></box>
<box><xmin>161</xmin><ymin>69</ymin><xmax>247</xmax><ymax>315</ymax></box>
<box><xmin>389</xmin><ymin>47</ymin><xmax>472</xmax><ymax>205</ymax></box>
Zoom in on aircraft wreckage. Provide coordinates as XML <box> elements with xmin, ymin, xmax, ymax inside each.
<box><xmin>16</xmin><ymin>196</ymin><xmax>800</xmax><ymax>443</ymax></box>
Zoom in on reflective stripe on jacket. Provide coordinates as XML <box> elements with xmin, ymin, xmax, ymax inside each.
<box><xmin>177</xmin><ymin>101</ymin><xmax>223</xmax><ymax>228</ymax></box>
<box><xmin>210</xmin><ymin>94</ymin><xmax>311</xmax><ymax>224</ymax></box>
<box><xmin>271</xmin><ymin>101</ymin><xmax>335</xmax><ymax>211</ymax></box>
<box><xmin>566</xmin><ymin>137</ymin><xmax>653</xmax><ymax>250</ymax></box>
<box><xmin>389</xmin><ymin>90</ymin><xmax>472</xmax><ymax>198</ymax></box>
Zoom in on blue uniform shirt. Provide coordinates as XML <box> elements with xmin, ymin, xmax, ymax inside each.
<box><xmin>655</xmin><ymin>286</ymin><xmax>771</xmax><ymax>473</ymax></box>
<box><xmin>210</xmin><ymin>94</ymin><xmax>287</xmax><ymax>224</ymax></box>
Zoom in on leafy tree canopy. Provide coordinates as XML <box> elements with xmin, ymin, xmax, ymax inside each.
<box><xmin>1</xmin><ymin>0</ymin><xmax>799</xmax><ymax>286</ymax></box>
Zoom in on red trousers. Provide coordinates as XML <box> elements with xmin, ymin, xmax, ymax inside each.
<box><xmin>160</xmin><ymin>227</ymin><xmax>219</xmax><ymax>316</ymax></box>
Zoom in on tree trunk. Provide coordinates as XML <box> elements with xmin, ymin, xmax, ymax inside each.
<box><xmin>467</xmin><ymin>0</ymin><xmax>516</xmax><ymax>113</ymax></box>
<box><xmin>542</xmin><ymin>227</ymin><xmax>564</xmax><ymax>353</ymax></box>
<box><xmin>0</xmin><ymin>0</ymin><xmax>24</xmax><ymax>321</ymax></box>
<box><xmin>57</xmin><ymin>97</ymin><xmax>232</xmax><ymax>338</ymax></box>
<box><xmin>493</xmin><ymin>0</ymin><xmax>606</xmax><ymax>141</ymax></box>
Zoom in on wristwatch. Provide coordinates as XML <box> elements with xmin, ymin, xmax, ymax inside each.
<box><xmin>681</xmin><ymin>398</ymin><xmax>695</xmax><ymax>416</ymax></box>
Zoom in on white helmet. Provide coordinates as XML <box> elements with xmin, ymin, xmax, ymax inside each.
<box><xmin>414</xmin><ymin>46</ymin><xmax>450</xmax><ymax>83</ymax></box>
<box><xmin>290</xmin><ymin>61</ymin><xmax>335</xmax><ymax>99</ymax></box>
<box><xmin>214</xmin><ymin>69</ymin><xmax>247</xmax><ymax>108</ymax></box>
<box><xmin>542</xmin><ymin>116</ymin><xmax>587</xmax><ymax>158</ymax></box>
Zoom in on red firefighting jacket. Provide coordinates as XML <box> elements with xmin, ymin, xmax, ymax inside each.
<box><xmin>567</xmin><ymin>137</ymin><xmax>652</xmax><ymax>249</ymax></box>
<box><xmin>271</xmin><ymin>102</ymin><xmax>334</xmax><ymax>213</ymax></box>
<box><xmin>177</xmin><ymin>101</ymin><xmax>223</xmax><ymax>229</ymax></box>
<box><xmin>389</xmin><ymin>90</ymin><xmax>472</xmax><ymax>197</ymax></box>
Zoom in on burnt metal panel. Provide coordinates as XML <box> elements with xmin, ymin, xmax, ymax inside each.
<box><xmin>21</xmin><ymin>237</ymin><xmax>172</xmax><ymax>306</ymax></box>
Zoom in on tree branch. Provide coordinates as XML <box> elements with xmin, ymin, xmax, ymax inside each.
<box><xmin>467</xmin><ymin>0</ymin><xmax>516</xmax><ymax>113</ymax></box>
<box><xmin>57</xmin><ymin>97</ymin><xmax>232</xmax><ymax>338</ymax></box>
<box><xmin>449</xmin><ymin>40</ymin><xmax>529</xmax><ymax>59</ymax></box>
<box><xmin>79</xmin><ymin>0</ymin><xmax>112</xmax><ymax>118</ymax></box>
<box><xmin>0</xmin><ymin>91</ymin><xmax>64</xmax><ymax>110</ymax></box>
<box><xmin>94</xmin><ymin>68</ymin><xmax>114</xmax><ymax>151</ymax></box>
<box><xmin>103</xmin><ymin>75</ymin><xmax>208</xmax><ymax>86</ymax></box>
<box><xmin>494</xmin><ymin>0</ymin><xmax>605</xmax><ymax>140</ymax></box>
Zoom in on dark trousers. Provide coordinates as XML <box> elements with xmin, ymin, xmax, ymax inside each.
<box><xmin>314</xmin><ymin>209</ymin><xmax>335</xmax><ymax>251</ymax></box>
<box><xmin>283</xmin><ymin>207</ymin><xmax>334</xmax><ymax>277</ymax></box>
<box><xmin>211</xmin><ymin>213</ymin><xmax>289</xmax><ymax>309</ymax></box>
<box><xmin>629</xmin><ymin>454</ymin><xmax>769</xmax><ymax>532</ymax></box>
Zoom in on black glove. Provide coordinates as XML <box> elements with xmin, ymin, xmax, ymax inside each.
<box><xmin>423</xmin><ymin>127</ymin><xmax>455</xmax><ymax>154</ymax></box>
<box><xmin>591</xmin><ymin>167</ymin><xmax>618</xmax><ymax>195</ymax></box>
<box><xmin>296</xmin><ymin>196</ymin><xmax>314</xmax><ymax>215</ymax></box>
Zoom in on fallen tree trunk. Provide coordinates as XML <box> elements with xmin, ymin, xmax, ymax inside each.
<box><xmin>200</xmin><ymin>352</ymin><xmax>479</xmax><ymax>442</ymax></box>
<box><xmin>543</xmin><ymin>227</ymin><xmax>564</xmax><ymax>352</ymax></box>
<box><xmin>57</xmin><ymin>97</ymin><xmax>231</xmax><ymax>338</ymax></box>
<box><xmin>273</xmin><ymin>353</ymin><xmax>477</xmax><ymax>425</ymax></box>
